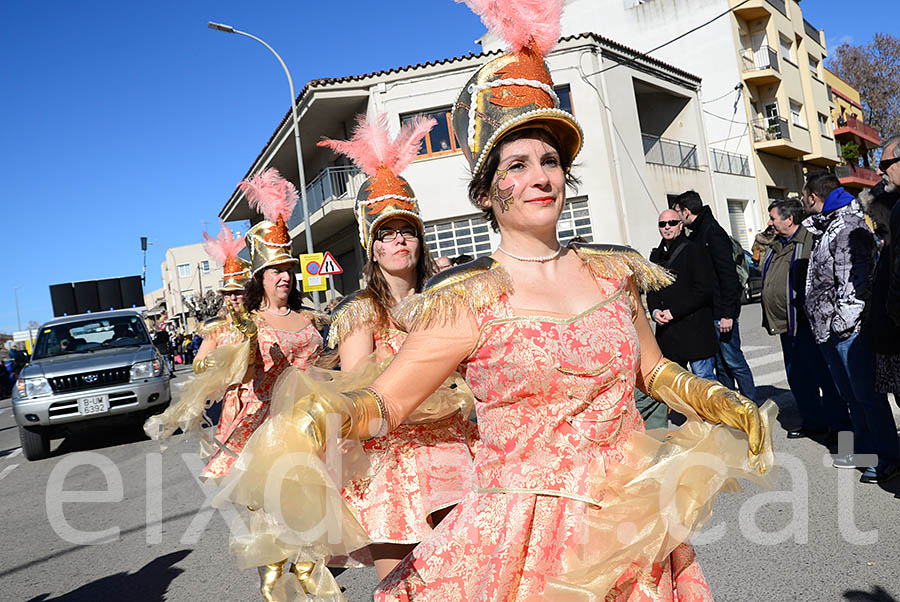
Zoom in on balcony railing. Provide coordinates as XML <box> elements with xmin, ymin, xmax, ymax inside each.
<box><xmin>751</xmin><ymin>117</ymin><xmax>791</xmax><ymax>143</ymax></box>
<box><xmin>740</xmin><ymin>46</ymin><xmax>779</xmax><ymax>73</ymax></box>
<box><xmin>835</xmin><ymin>116</ymin><xmax>882</xmax><ymax>145</ymax></box>
<box><xmin>765</xmin><ymin>0</ymin><xmax>786</xmax><ymax>16</ymax></box>
<box><xmin>803</xmin><ymin>19</ymin><xmax>822</xmax><ymax>45</ymax></box>
<box><xmin>835</xmin><ymin>164</ymin><xmax>881</xmax><ymax>187</ymax></box>
<box><xmin>287</xmin><ymin>165</ymin><xmax>364</xmax><ymax>230</ymax></box>
<box><xmin>711</xmin><ymin>149</ymin><xmax>751</xmax><ymax>176</ymax></box>
<box><xmin>641</xmin><ymin>134</ymin><xmax>698</xmax><ymax>169</ymax></box>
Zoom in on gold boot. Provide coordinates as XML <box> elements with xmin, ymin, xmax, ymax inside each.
<box><xmin>257</xmin><ymin>559</ymin><xmax>286</xmax><ymax>602</ymax></box>
<box><xmin>290</xmin><ymin>561</ymin><xmax>317</xmax><ymax>593</ymax></box>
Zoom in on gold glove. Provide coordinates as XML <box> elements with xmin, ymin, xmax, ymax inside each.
<box><xmin>227</xmin><ymin>304</ymin><xmax>258</xmax><ymax>365</ymax></box>
<box><xmin>293</xmin><ymin>387</ymin><xmax>387</xmax><ymax>450</ymax></box>
<box><xmin>192</xmin><ymin>355</ymin><xmax>216</xmax><ymax>374</ymax></box>
<box><xmin>641</xmin><ymin>360</ymin><xmax>764</xmax><ymax>456</ymax></box>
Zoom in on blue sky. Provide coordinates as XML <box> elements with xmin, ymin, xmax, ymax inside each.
<box><xmin>1</xmin><ymin>0</ymin><xmax>895</xmax><ymax>333</ymax></box>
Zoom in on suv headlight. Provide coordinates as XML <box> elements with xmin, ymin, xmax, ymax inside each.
<box><xmin>131</xmin><ymin>359</ymin><xmax>162</xmax><ymax>381</ymax></box>
<box><xmin>15</xmin><ymin>377</ymin><xmax>53</xmax><ymax>399</ymax></box>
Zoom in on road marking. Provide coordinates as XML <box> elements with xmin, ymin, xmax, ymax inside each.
<box><xmin>0</xmin><ymin>464</ymin><xmax>18</xmax><ymax>480</ymax></box>
<box><xmin>9</xmin><ymin>448</ymin><xmax>22</xmax><ymax>459</ymax></box>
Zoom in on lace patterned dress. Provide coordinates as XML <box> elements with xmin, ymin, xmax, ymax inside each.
<box><xmin>202</xmin><ymin>316</ymin><xmax>323</xmax><ymax>479</ymax></box>
<box><xmin>330</xmin><ymin>292</ymin><xmax>478</xmax><ymax>547</ymax></box>
<box><xmin>377</xmin><ymin>259</ymin><xmax>714</xmax><ymax>601</ymax></box>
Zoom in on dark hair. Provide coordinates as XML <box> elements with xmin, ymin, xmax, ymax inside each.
<box><xmin>243</xmin><ymin>265</ymin><xmax>304</xmax><ymax>312</ymax></box>
<box><xmin>452</xmin><ymin>254</ymin><xmax>473</xmax><ymax>266</ymax></box>
<box><xmin>672</xmin><ymin>190</ymin><xmax>703</xmax><ymax>214</ymax></box>
<box><xmin>467</xmin><ymin>127</ymin><xmax>580</xmax><ymax>232</ymax></box>
<box><xmin>364</xmin><ymin>234</ymin><xmax>437</xmax><ymax>328</ymax></box>
<box><xmin>768</xmin><ymin>198</ymin><xmax>805</xmax><ymax>225</ymax></box>
<box><xmin>803</xmin><ymin>172</ymin><xmax>840</xmax><ymax>200</ymax></box>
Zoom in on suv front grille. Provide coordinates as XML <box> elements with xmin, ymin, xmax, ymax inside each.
<box><xmin>48</xmin><ymin>367</ymin><xmax>130</xmax><ymax>393</ymax></box>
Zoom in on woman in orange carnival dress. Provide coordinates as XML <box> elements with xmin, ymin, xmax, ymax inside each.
<box><xmin>220</xmin><ymin>1</ymin><xmax>777</xmax><ymax>600</ymax></box>
<box><xmin>319</xmin><ymin>113</ymin><xmax>478</xmax><ymax>579</ymax></box>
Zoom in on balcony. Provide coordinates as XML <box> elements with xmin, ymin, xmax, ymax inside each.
<box><xmin>287</xmin><ymin>165</ymin><xmax>365</xmax><ymax>231</ymax></box>
<box><xmin>740</xmin><ymin>46</ymin><xmax>781</xmax><ymax>85</ymax></box>
<box><xmin>834</xmin><ymin>116</ymin><xmax>882</xmax><ymax>148</ymax></box>
<box><xmin>804</xmin><ymin>19</ymin><xmax>824</xmax><ymax>47</ymax></box>
<box><xmin>836</xmin><ymin>164</ymin><xmax>882</xmax><ymax>189</ymax></box>
<box><xmin>751</xmin><ymin>117</ymin><xmax>808</xmax><ymax>158</ymax></box>
<box><xmin>732</xmin><ymin>0</ymin><xmax>785</xmax><ymax>19</ymax></box>
<box><xmin>711</xmin><ymin>149</ymin><xmax>752</xmax><ymax>176</ymax></box>
<box><xmin>642</xmin><ymin>134</ymin><xmax>699</xmax><ymax>169</ymax></box>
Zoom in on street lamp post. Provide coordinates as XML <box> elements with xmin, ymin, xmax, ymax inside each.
<box><xmin>208</xmin><ymin>21</ymin><xmax>320</xmax><ymax>310</ymax></box>
<box><xmin>13</xmin><ymin>286</ymin><xmax>22</xmax><ymax>332</ymax></box>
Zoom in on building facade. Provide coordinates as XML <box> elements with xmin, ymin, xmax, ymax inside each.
<box><xmin>490</xmin><ymin>0</ymin><xmax>840</xmax><ymax>247</ymax></box>
<box><xmin>159</xmin><ymin>242</ymin><xmax>226</xmax><ymax>328</ymax></box>
<box><xmin>219</xmin><ymin>34</ymin><xmax>726</xmax><ymax>293</ymax></box>
<box><xmin>825</xmin><ymin>68</ymin><xmax>882</xmax><ymax>193</ymax></box>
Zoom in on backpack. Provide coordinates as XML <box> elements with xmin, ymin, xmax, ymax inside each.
<box><xmin>730</xmin><ymin>237</ymin><xmax>750</xmax><ymax>290</ymax></box>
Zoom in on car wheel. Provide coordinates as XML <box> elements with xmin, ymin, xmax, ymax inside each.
<box><xmin>19</xmin><ymin>425</ymin><xmax>51</xmax><ymax>461</ymax></box>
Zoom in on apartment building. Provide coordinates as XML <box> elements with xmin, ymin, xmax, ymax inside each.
<box><xmin>499</xmin><ymin>0</ymin><xmax>840</xmax><ymax>247</ymax></box>
<box><xmin>219</xmin><ymin>34</ymin><xmax>724</xmax><ymax>293</ymax></box>
<box><xmin>825</xmin><ymin>68</ymin><xmax>882</xmax><ymax>193</ymax></box>
<box><xmin>159</xmin><ymin>242</ymin><xmax>226</xmax><ymax>328</ymax></box>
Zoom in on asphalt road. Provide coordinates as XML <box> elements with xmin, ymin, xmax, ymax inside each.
<box><xmin>1</xmin><ymin>303</ymin><xmax>898</xmax><ymax>602</ymax></box>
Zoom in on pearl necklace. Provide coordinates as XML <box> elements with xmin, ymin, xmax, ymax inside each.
<box><xmin>263</xmin><ymin>305</ymin><xmax>291</xmax><ymax>317</ymax></box>
<box><xmin>497</xmin><ymin>244</ymin><xmax>563</xmax><ymax>263</ymax></box>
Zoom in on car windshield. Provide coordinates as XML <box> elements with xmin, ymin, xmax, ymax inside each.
<box><xmin>32</xmin><ymin>315</ymin><xmax>151</xmax><ymax>359</ymax></box>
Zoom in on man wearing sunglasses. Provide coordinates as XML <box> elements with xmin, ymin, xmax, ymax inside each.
<box><xmin>801</xmin><ymin>171</ymin><xmax>898</xmax><ymax>484</ymax></box>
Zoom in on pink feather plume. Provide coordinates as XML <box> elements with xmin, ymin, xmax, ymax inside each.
<box><xmin>238</xmin><ymin>168</ymin><xmax>299</xmax><ymax>222</ymax></box>
<box><xmin>456</xmin><ymin>0</ymin><xmax>564</xmax><ymax>55</ymax></box>
<box><xmin>202</xmin><ymin>221</ymin><xmax>245</xmax><ymax>265</ymax></box>
<box><xmin>318</xmin><ymin>113</ymin><xmax>435</xmax><ymax>177</ymax></box>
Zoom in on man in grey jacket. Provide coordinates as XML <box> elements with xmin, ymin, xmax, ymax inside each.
<box><xmin>761</xmin><ymin>198</ymin><xmax>848</xmax><ymax>439</ymax></box>
<box><xmin>802</xmin><ymin>172</ymin><xmax>899</xmax><ymax>484</ymax></box>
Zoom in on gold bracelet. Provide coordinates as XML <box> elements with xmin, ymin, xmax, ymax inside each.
<box><xmin>646</xmin><ymin>360</ymin><xmax>673</xmax><ymax>396</ymax></box>
<box><xmin>362</xmin><ymin>387</ymin><xmax>388</xmax><ymax>438</ymax></box>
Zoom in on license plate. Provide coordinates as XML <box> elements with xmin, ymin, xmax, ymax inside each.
<box><xmin>78</xmin><ymin>395</ymin><xmax>109</xmax><ymax>415</ymax></box>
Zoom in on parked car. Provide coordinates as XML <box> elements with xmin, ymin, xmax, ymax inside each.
<box><xmin>741</xmin><ymin>250</ymin><xmax>762</xmax><ymax>304</ymax></box>
<box><xmin>11</xmin><ymin>309</ymin><xmax>171</xmax><ymax>460</ymax></box>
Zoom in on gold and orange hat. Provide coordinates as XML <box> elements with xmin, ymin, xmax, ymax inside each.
<box><xmin>238</xmin><ymin>168</ymin><xmax>300</xmax><ymax>274</ymax></box>
<box><xmin>451</xmin><ymin>0</ymin><xmax>583</xmax><ymax>177</ymax></box>
<box><xmin>202</xmin><ymin>221</ymin><xmax>251</xmax><ymax>293</ymax></box>
<box><xmin>318</xmin><ymin>113</ymin><xmax>436</xmax><ymax>259</ymax></box>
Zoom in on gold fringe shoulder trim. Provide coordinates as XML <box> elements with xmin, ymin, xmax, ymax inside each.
<box><xmin>325</xmin><ymin>290</ymin><xmax>377</xmax><ymax>348</ymax></box>
<box><xmin>197</xmin><ymin>315</ymin><xmax>227</xmax><ymax>338</ymax></box>
<box><xmin>299</xmin><ymin>307</ymin><xmax>330</xmax><ymax>331</ymax></box>
<box><xmin>570</xmin><ymin>242</ymin><xmax>673</xmax><ymax>291</ymax></box>
<box><xmin>393</xmin><ymin>257</ymin><xmax>512</xmax><ymax>330</ymax></box>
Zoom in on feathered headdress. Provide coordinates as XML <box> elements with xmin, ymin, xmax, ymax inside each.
<box><xmin>203</xmin><ymin>222</ymin><xmax>251</xmax><ymax>293</ymax></box>
<box><xmin>318</xmin><ymin>113</ymin><xmax>436</xmax><ymax>257</ymax></box>
<box><xmin>239</xmin><ymin>168</ymin><xmax>300</xmax><ymax>274</ymax></box>
<box><xmin>451</xmin><ymin>0</ymin><xmax>582</xmax><ymax>175</ymax></box>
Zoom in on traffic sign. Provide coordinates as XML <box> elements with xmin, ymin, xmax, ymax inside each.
<box><xmin>319</xmin><ymin>251</ymin><xmax>343</xmax><ymax>275</ymax></box>
<box><xmin>299</xmin><ymin>253</ymin><xmax>327</xmax><ymax>292</ymax></box>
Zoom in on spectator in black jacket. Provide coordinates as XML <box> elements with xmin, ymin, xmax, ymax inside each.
<box><xmin>673</xmin><ymin>190</ymin><xmax>757</xmax><ymax>402</ymax></box>
<box><xmin>647</xmin><ymin>209</ymin><xmax>718</xmax><ymax>379</ymax></box>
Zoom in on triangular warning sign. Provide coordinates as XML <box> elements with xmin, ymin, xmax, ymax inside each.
<box><xmin>319</xmin><ymin>251</ymin><xmax>343</xmax><ymax>275</ymax></box>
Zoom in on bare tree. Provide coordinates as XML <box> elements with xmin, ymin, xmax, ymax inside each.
<box><xmin>182</xmin><ymin>290</ymin><xmax>222</xmax><ymax>322</ymax></box>
<box><xmin>827</xmin><ymin>34</ymin><xmax>900</xmax><ymax>142</ymax></box>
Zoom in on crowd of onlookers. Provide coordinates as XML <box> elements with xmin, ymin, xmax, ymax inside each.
<box><xmin>642</xmin><ymin>136</ymin><xmax>900</xmax><ymax>485</ymax></box>
<box><xmin>152</xmin><ymin>327</ymin><xmax>203</xmax><ymax>372</ymax></box>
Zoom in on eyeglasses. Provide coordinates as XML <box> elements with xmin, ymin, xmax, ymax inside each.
<box><xmin>375</xmin><ymin>228</ymin><xmax>418</xmax><ymax>243</ymax></box>
<box><xmin>878</xmin><ymin>156</ymin><xmax>900</xmax><ymax>172</ymax></box>
<box><xmin>658</xmin><ymin>220</ymin><xmax>681</xmax><ymax>228</ymax></box>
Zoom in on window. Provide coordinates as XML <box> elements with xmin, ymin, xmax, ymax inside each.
<box><xmin>177</xmin><ymin>263</ymin><xmax>190</xmax><ymax>278</ymax></box>
<box><xmin>818</xmin><ymin>113</ymin><xmax>831</xmax><ymax>137</ymax></box>
<box><xmin>402</xmin><ymin>107</ymin><xmax>460</xmax><ymax>158</ymax></box>
<box><xmin>790</xmin><ymin>100</ymin><xmax>804</xmax><ymax>128</ymax></box>
<box><xmin>200</xmin><ymin>260</ymin><xmax>210</xmax><ymax>273</ymax></box>
<box><xmin>424</xmin><ymin>215</ymin><xmax>493</xmax><ymax>259</ymax></box>
<box><xmin>556</xmin><ymin>85</ymin><xmax>573</xmax><ymax>115</ymax></box>
<box><xmin>779</xmin><ymin>35</ymin><xmax>793</xmax><ymax>63</ymax></box>
<box><xmin>808</xmin><ymin>54</ymin><xmax>819</xmax><ymax>78</ymax></box>
<box><xmin>556</xmin><ymin>198</ymin><xmax>593</xmax><ymax>242</ymax></box>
